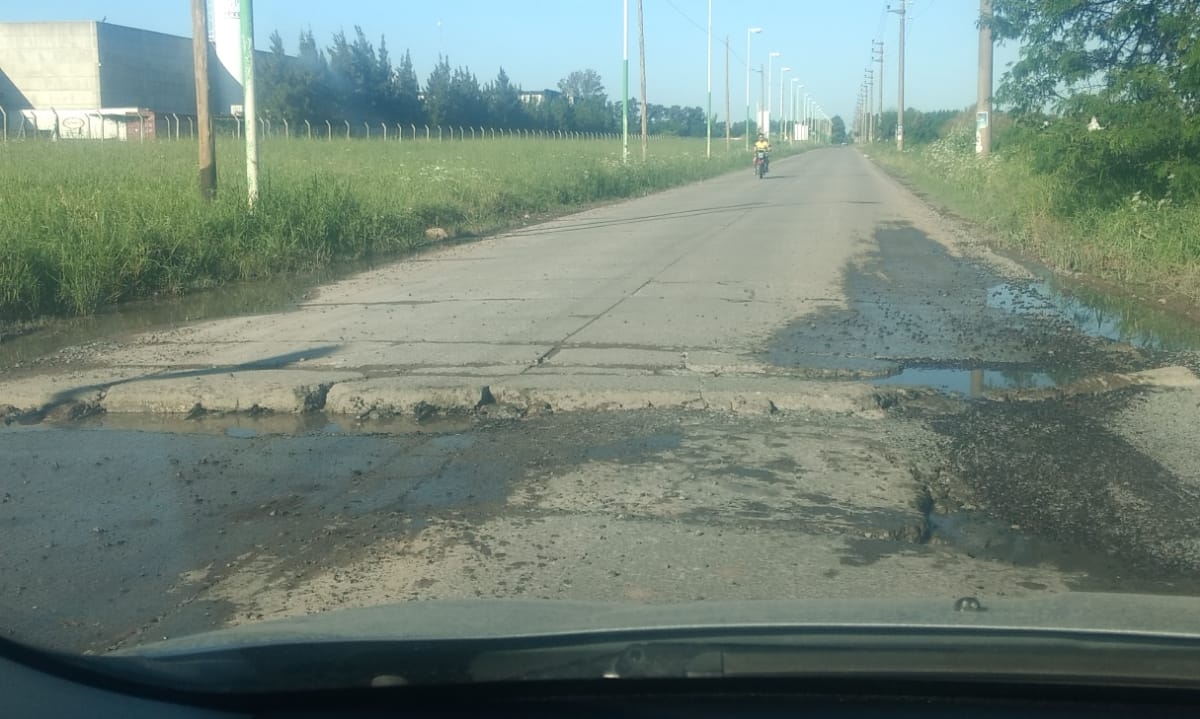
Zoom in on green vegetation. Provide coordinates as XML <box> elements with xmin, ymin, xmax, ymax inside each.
<box><xmin>0</xmin><ymin>137</ymin><xmax>798</xmax><ymax>320</ymax></box>
<box><xmin>259</xmin><ymin>28</ymin><xmax>722</xmax><ymax>137</ymax></box>
<box><xmin>870</xmin><ymin>120</ymin><xmax>1200</xmax><ymax>299</ymax></box>
<box><xmin>867</xmin><ymin>1</ymin><xmax>1200</xmax><ymax>301</ymax></box>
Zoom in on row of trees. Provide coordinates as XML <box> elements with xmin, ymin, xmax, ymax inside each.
<box><xmin>255</xmin><ymin>27</ymin><xmax>718</xmax><ymax>137</ymax></box>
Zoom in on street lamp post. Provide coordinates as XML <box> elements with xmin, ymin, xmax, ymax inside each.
<box><xmin>790</xmin><ymin>78</ymin><xmax>800</xmax><ymax>141</ymax></box>
<box><xmin>766</xmin><ymin>51</ymin><xmax>780</xmax><ymax>137</ymax></box>
<box><xmin>745</xmin><ymin>26</ymin><xmax>761</xmax><ymax>149</ymax></box>
<box><xmin>778</xmin><ymin>67</ymin><xmax>790</xmax><ymax>142</ymax></box>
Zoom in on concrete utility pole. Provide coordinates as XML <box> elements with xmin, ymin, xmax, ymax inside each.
<box><xmin>240</xmin><ymin>0</ymin><xmax>259</xmax><ymax>206</ymax></box>
<box><xmin>638</xmin><ymin>0</ymin><xmax>647</xmax><ymax>160</ymax></box>
<box><xmin>622</xmin><ymin>0</ymin><xmax>629</xmax><ymax>164</ymax></box>
<box><xmin>725</xmin><ymin>35</ymin><xmax>731</xmax><ymax>149</ymax></box>
<box><xmin>865</xmin><ymin>69</ymin><xmax>873</xmax><ymax>143</ymax></box>
<box><xmin>890</xmin><ymin>1</ymin><xmax>906</xmax><ymax>150</ymax></box>
<box><xmin>745</xmin><ymin>27</ymin><xmax>761</xmax><ymax>148</ymax></box>
<box><xmin>191</xmin><ymin>0</ymin><xmax>216</xmax><ymax>200</ymax></box>
<box><xmin>977</xmin><ymin>0</ymin><xmax>993</xmax><ymax>156</ymax></box>
<box><xmin>706</xmin><ymin>0</ymin><xmax>712</xmax><ymax>159</ymax></box>
<box><xmin>873</xmin><ymin>40</ymin><xmax>884</xmax><ymax>141</ymax></box>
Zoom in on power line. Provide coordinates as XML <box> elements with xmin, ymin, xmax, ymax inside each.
<box><xmin>665</xmin><ymin>0</ymin><xmax>707</xmax><ymax>36</ymax></box>
<box><xmin>663</xmin><ymin>0</ymin><xmax>748</xmax><ymax>68</ymax></box>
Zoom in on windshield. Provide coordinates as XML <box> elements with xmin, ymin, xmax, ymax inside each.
<box><xmin>3</xmin><ymin>0</ymin><xmax>1200</xmax><ymax>689</ymax></box>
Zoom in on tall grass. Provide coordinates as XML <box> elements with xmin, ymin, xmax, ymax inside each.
<box><xmin>870</xmin><ymin>129</ymin><xmax>1200</xmax><ymax>300</ymax></box>
<box><xmin>0</xmin><ymin>137</ymin><xmax>784</xmax><ymax>319</ymax></box>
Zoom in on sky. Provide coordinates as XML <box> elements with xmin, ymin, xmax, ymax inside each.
<box><xmin>4</xmin><ymin>1</ymin><xmax>1021</xmax><ymax>122</ymax></box>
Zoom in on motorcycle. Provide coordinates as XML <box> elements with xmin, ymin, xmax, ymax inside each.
<box><xmin>754</xmin><ymin>149</ymin><xmax>769</xmax><ymax>179</ymax></box>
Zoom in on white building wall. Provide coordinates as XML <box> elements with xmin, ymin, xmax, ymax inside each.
<box><xmin>0</xmin><ymin>22</ymin><xmax>101</xmax><ymax>109</ymax></box>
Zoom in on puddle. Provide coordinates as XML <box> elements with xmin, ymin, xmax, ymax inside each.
<box><xmin>766</xmin><ymin>223</ymin><xmax>1200</xmax><ymax>397</ymax></box>
<box><xmin>72</xmin><ymin>411</ymin><xmax>477</xmax><ymax>437</ymax></box>
<box><xmin>987</xmin><ymin>280</ymin><xmax>1200</xmax><ymax>352</ymax></box>
<box><xmin>0</xmin><ymin>260</ymin><xmax>378</xmax><ymax>369</ymax></box>
<box><xmin>872</xmin><ymin>366</ymin><xmax>1062</xmax><ymax>395</ymax></box>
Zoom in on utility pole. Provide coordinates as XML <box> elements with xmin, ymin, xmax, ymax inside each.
<box><xmin>622</xmin><ymin>0</ymin><xmax>629</xmax><ymax>164</ymax></box>
<box><xmin>745</xmin><ymin>27</ymin><xmax>761</xmax><ymax>148</ymax></box>
<box><xmin>865</xmin><ymin>69</ymin><xmax>873</xmax><ymax>143</ymax></box>
<box><xmin>889</xmin><ymin>1</ymin><xmax>906</xmax><ymax>150</ymax></box>
<box><xmin>724</xmin><ymin>35</ymin><xmax>731</xmax><ymax>149</ymax></box>
<box><xmin>873</xmin><ymin>40</ymin><xmax>884</xmax><ymax>141</ymax></box>
<box><xmin>191</xmin><ymin>0</ymin><xmax>215</xmax><ymax>200</ymax></box>
<box><xmin>240</xmin><ymin>0</ymin><xmax>259</xmax><ymax>206</ymax></box>
<box><xmin>977</xmin><ymin>0</ymin><xmax>993</xmax><ymax>156</ymax></box>
<box><xmin>638</xmin><ymin>0</ymin><xmax>647</xmax><ymax>160</ymax></box>
<box><xmin>705</xmin><ymin>0</ymin><xmax>712</xmax><ymax>159</ymax></box>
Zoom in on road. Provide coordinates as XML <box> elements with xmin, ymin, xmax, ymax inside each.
<box><xmin>3</xmin><ymin>148</ymin><xmax>1200</xmax><ymax>653</ymax></box>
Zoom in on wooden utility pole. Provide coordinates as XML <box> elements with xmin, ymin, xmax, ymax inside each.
<box><xmin>977</xmin><ymin>0</ymin><xmax>993</xmax><ymax>156</ymax></box>
<box><xmin>191</xmin><ymin>0</ymin><xmax>216</xmax><ymax>200</ymax></box>
<box><xmin>638</xmin><ymin>0</ymin><xmax>647</xmax><ymax>160</ymax></box>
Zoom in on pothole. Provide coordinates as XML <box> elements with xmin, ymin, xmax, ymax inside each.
<box><xmin>988</xmin><ymin>280</ymin><xmax>1200</xmax><ymax>352</ymax></box>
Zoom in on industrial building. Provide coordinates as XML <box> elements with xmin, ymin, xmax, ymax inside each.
<box><xmin>0</xmin><ymin>17</ymin><xmax>243</xmax><ymax>140</ymax></box>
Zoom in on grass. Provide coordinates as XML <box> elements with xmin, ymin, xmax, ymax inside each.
<box><xmin>0</xmin><ymin>136</ymin><xmax>796</xmax><ymax>320</ymax></box>
<box><xmin>868</xmin><ymin>129</ymin><xmax>1200</xmax><ymax>301</ymax></box>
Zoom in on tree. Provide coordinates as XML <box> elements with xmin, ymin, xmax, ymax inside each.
<box><xmin>447</xmin><ymin>65</ymin><xmax>486</xmax><ymax>127</ymax></box>
<box><xmin>393</xmin><ymin>50</ymin><xmax>423</xmax><ymax>124</ymax></box>
<box><xmin>424</xmin><ymin>55</ymin><xmax>453</xmax><ymax>127</ymax></box>
<box><xmin>992</xmin><ymin>0</ymin><xmax>1200</xmax><ymax>207</ymax></box>
<box><xmin>326</xmin><ymin>26</ymin><xmax>396</xmax><ymax>123</ymax></box>
<box><xmin>557</xmin><ymin>69</ymin><xmax>606</xmax><ymax>101</ymax></box>
<box><xmin>485</xmin><ymin>67</ymin><xmax>526</xmax><ymax>128</ymax></box>
<box><xmin>830</xmin><ymin>115</ymin><xmax>847</xmax><ymax>144</ymax></box>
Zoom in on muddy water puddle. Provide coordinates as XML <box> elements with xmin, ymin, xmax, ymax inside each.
<box><xmin>766</xmin><ymin>223</ymin><xmax>1200</xmax><ymax>396</ymax></box>
<box><xmin>73</xmin><ymin>410</ymin><xmax>477</xmax><ymax>437</ymax></box>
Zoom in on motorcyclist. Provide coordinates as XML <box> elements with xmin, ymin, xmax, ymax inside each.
<box><xmin>753</xmin><ymin>133</ymin><xmax>771</xmax><ymax>173</ymax></box>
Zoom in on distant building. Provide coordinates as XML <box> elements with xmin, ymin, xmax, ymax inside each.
<box><xmin>0</xmin><ymin>20</ymin><xmax>242</xmax><ymax>140</ymax></box>
<box><xmin>519</xmin><ymin>89</ymin><xmax>567</xmax><ymax>106</ymax></box>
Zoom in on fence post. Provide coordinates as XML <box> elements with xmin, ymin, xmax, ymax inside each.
<box><xmin>364</xmin><ymin>121</ymin><xmax>370</xmax><ymax>139</ymax></box>
<box><xmin>283</xmin><ymin>118</ymin><xmax>289</xmax><ymax>138</ymax></box>
<box><xmin>425</xmin><ymin>124</ymin><xmax>430</xmax><ymax>141</ymax></box>
<box><xmin>263</xmin><ymin>118</ymin><xmax>271</xmax><ymax>137</ymax></box>
<box><xmin>0</xmin><ymin>106</ymin><xmax>6</xmax><ymax>143</ymax></box>
<box><xmin>397</xmin><ymin>123</ymin><xmax>402</xmax><ymax>142</ymax></box>
<box><xmin>438</xmin><ymin>125</ymin><xmax>443</xmax><ymax>141</ymax></box>
<box><xmin>304</xmin><ymin>119</ymin><xmax>311</xmax><ymax>139</ymax></box>
<box><xmin>187</xmin><ymin>115</ymin><xmax>194</xmax><ymax>139</ymax></box>
<box><xmin>470</xmin><ymin>126</ymin><xmax>475</xmax><ymax>140</ymax></box>
<box><xmin>344</xmin><ymin>120</ymin><xmax>351</xmax><ymax>139</ymax></box>
<box><xmin>325</xmin><ymin>120</ymin><xmax>331</xmax><ymax>140</ymax></box>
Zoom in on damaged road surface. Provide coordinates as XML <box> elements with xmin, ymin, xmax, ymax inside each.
<box><xmin>3</xmin><ymin>148</ymin><xmax>1200</xmax><ymax>653</ymax></box>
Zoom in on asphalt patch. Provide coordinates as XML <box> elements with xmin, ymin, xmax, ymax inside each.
<box><xmin>762</xmin><ymin>222</ymin><xmax>1155</xmax><ymax>392</ymax></box>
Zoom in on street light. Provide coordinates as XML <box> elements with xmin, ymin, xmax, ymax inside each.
<box><xmin>778</xmin><ymin>67</ymin><xmax>790</xmax><ymax>142</ymax></box>
<box><xmin>745</xmin><ymin>26</ymin><xmax>762</xmax><ymax>150</ymax></box>
<box><xmin>790</xmin><ymin>77</ymin><xmax>800</xmax><ymax>141</ymax></box>
<box><xmin>767</xmin><ymin>51</ymin><xmax>780</xmax><ymax>137</ymax></box>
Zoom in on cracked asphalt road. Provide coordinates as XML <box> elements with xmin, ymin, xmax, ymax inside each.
<box><xmin>3</xmin><ymin>148</ymin><xmax>1200</xmax><ymax>654</ymax></box>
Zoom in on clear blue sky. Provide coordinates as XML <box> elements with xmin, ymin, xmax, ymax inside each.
<box><xmin>5</xmin><ymin>1</ymin><xmax>1019</xmax><ymax>121</ymax></box>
